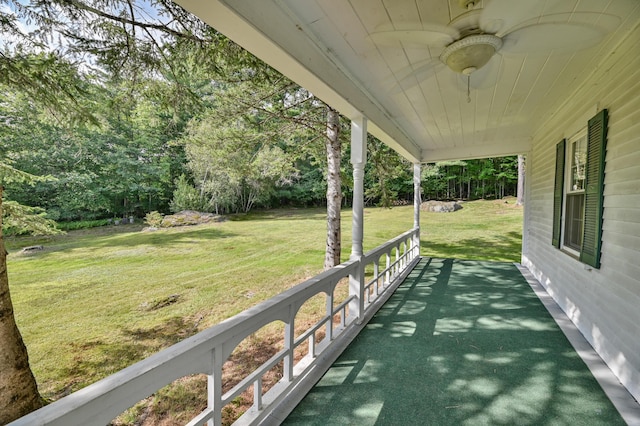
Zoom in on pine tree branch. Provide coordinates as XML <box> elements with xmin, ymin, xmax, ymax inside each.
<box><xmin>60</xmin><ymin>0</ymin><xmax>205</xmax><ymax>43</ymax></box>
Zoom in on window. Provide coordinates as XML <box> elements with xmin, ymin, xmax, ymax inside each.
<box><xmin>564</xmin><ymin>131</ymin><xmax>587</xmax><ymax>253</ymax></box>
<box><xmin>552</xmin><ymin>109</ymin><xmax>608</xmax><ymax>268</ymax></box>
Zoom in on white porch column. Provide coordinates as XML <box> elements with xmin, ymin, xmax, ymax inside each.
<box><xmin>413</xmin><ymin>163</ymin><xmax>422</xmax><ymax>257</ymax></box>
<box><xmin>349</xmin><ymin>116</ymin><xmax>367</xmax><ymax>324</ymax></box>
<box><xmin>350</xmin><ymin>117</ymin><xmax>367</xmax><ymax>259</ymax></box>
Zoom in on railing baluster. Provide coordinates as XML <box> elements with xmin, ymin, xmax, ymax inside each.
<box><xmin>254</xmin><ymin>377</ymin><xmax>263</xmax><ymax>411</ymax></box>
<box><xmin>393</xmin><ymin>243</ymin><xmax>400</xmax><ymax>279</ymax></box>
<box><xmin>326</xmin><ymin>291</ymin><xmax>334</xmax><ymax>341</ymax></box>
<box><xmin>348</xmin><ymin>261</ymin><xmax>365</xmax><ymax>324</ymax></box>
<box><xmin>285</xmin><ymin>321</ymin><xmax>294</xmax><ymax>382</ymax></box>
<box><xmin>374</xmin><ymin>260</ymin><xmax>380</xmax><ymax>295</ymax></box>
<box><xmin>403</xmin><ymin>241</ymin><xmax>407</xmax><ymax>268</ymax></box>
<box><xmin>207</xmin><ymin>373</ymin><xmax>215</xmax><ymax>426</ymax></box>
<box><xmin>385</xmin><ymin>252</ymin><xmax>391</xmax><ymax>285</ymax></box>
<box><xmin>309</xmin><ymin>334</ymin><xmax>316</xmax><ymax>358</ymax></box>
<box><xmin>211</xmin><ymin>348</ymin><xmax>223</xmax><ymax>426</ymax></box>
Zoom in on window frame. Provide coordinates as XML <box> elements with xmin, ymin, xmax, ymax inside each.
<box><xmin>552</xmin><ymin>109</ymin><xmax>608</xmax><ymax>269</ymax></box>
<box><xmin>562</xmin><ymin>129</ymin><xmax>587</xmax><ymax>256</ymax></box>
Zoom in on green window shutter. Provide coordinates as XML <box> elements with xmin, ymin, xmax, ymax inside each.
<box><xmin>552</xmin><ymin>139</ymin><xmax>566</xmax><ymax>248</ymax></box>
<box><xmin>580</xmin><ymin>109</ymin><xmax>608</xmax><ymax>268</ymax></box>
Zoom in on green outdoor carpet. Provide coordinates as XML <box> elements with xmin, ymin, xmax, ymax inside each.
<box><xmin>284</xmin><ymin>258</ymin><xmax>625</xmax><ymax>425</ymax></box>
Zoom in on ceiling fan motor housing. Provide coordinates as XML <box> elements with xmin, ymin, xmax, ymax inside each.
<box><xmin>440</xmin><ymin>34</ymin><xmax>502</xmax><ymax>74</ymax></box>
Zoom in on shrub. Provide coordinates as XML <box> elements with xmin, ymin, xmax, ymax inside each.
<box><xmin>170</xmin><ymin>175</ymin><xmax>213</xmax><ymax>213</ymax></box>
<box><xmin>57</xmin><ymin>219</ymin><xmax>110</xmax><ymax>231</ymax></box>
<box><xmin>144</xmin><ymin>211</ymin><xmax>164</xmax><ymax>228</ymax></box>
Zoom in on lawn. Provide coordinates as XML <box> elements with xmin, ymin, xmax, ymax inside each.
<box><xmin>6</xmin><ymin>199</ymin><xmax>521</xmax><ymax>422</ymax></box>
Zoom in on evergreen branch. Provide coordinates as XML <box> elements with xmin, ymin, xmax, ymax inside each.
<box><xmin>58</xmin><ymin>0</ymin><xmax>204</xmax><ymax>43</ymax></box>
<box><xmin>0</xmin><ymin>161</ymin><xmax>56</xmax><ymax>186</ymax></box>
<box><xmin>1</xmin><ymin>200</ymin><xmax>62</xmax><ymax>236</ymax></box>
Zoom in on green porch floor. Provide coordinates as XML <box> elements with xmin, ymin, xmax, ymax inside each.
<box><xmin>284</xmin><ymin>258</ymin><xmax>626</xmax><ymax>425</ymax></box>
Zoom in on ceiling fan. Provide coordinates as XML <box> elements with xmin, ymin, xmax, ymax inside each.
<box><xmin>370</xmin><ymin>0</ymin><xmax>621</xmax><ymax>100</ymax></box>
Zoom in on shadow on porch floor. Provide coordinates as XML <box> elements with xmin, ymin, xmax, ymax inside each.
<box><xmin>283</xmin><ymin>258</ymin><xmax>627</xmax><ymax>425</ymax></box>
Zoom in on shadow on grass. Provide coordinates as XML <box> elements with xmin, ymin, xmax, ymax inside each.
<box><xmin>421</xmin><ymin>231</ymin><xmax>522</xmax><ymax>262</ymax></box>
<box><xmin>91</xmin><ymin>226</ymin><xmax>237</xmax><ymax>249</ymax></box>
<box><xmin>228</xmin><ymin>207</ymin><xmax>327</xmax><ymax>222</ymax></box>
<box><xmin>285</xmin><ymin>259</ymin><xmax>625</xmax><ymax>426</ymax></box>
<box><xmin>10</xmin><ymin>226</ymin><xmax>238</xmax><ymax>258</ymax></box>
<box><xmin>54</xmin><ymin>316</ymin><xmax>203</xmax><ymax>400</ymax></box>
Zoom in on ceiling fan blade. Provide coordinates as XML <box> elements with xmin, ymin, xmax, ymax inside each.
<box><xmin>391</xmin><ymin>59</ymin><xmax>444</xmax><ymax>93</ymax></box>
<box><xmin>369</xmin><ymin>24</ymin><xmax>458</xmax><ymax>48</ymax></box>
<box><xmin>500</xmin><ymin>13</ymin><xmax>620</xmax><ymax>54</ymax></box>
<box><xmin>479</xmin><ymin>0</ymin><xmax>547</xmax><ymax>36</ymax></box>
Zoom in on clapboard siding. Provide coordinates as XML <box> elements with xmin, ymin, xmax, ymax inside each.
<box><xmin>609</xmin><ymin>117</ymin><xmax>640</xmax><ymax>143</ymax></box>
<box><xmin>600</xmin><ymin>231</ymin><xmax>640</xmax><ymax>255</ymax></box>
<box><xmin>603</xmin><ymin>219</ymin><xmax>640</xmax><ymax>236</ymax></box>
<box><xmin>600</xmin><ymin>245</ymin><xmax>640</xmax><ymax>291</ymax></box>
<box><xmin>522</xmin><ymin>17</ymin><xmax>640</xmax><ymax>402</ymax></box>
<box><xmin>603</xmin><ymin>194</ymin><xmax>640</xmax><ymax>210</ymax></box>
<box><xmin>604</xmin><ymin>208</ymin><xmax>640</xmax><ymax>223</ymax></box>
<box><xmin>604</xmin><ymin>159</ymin><xmax>640</xmax><ymax>182</ymax></box>
<box><xmin>604</xmin><ymin>180</ymin><xmax>640</xmax><ymax>195</ymax></box>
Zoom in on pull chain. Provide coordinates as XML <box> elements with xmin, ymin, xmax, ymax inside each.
<box><xmin>467</xmin><ymin>74</ymin><xmax>471</xmax><ymax>103</ymax></box>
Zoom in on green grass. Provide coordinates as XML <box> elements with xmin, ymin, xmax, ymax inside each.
<box><xmin>419</xmin><ymin>198</ymin><xmax>522</xmax><ymax>261</ymax></box>
<box><xmin>6</xmin><ymin>200</ymin><xmax>521</xmax><ymax>407</ymax></box>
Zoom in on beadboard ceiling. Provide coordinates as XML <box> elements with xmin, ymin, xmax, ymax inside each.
<box><xmin>175</xmin><ymin>0</ymin><xmax>640</xmax><ymax>163</ymax></box>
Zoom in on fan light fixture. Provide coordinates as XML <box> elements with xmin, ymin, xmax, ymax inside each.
<box><xmin>439</xmin><ymin>34</ymin><xmax>502</xmax><ymax>75</ymax></box>
<box><xmin>370</xmin><ymin>0</ymin><xmax>619</xmax><ymax>102</ymax></box>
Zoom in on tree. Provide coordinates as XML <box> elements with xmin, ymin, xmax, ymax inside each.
<box><xmin>0</xmin><ymin>80</ymin><xmax>186</xmax><ymax>219</ymax></box>
<box><xmin>517</xmin><ymin>154</ymin><xmax>525</xmax><ymax>206</ymax></box>
<box><xmin>419</xmin><ymin>157</ymin><xmax>520</xmax><ymax>201</ymax></box>
<box><xmin>0</xmin><ymin>163</ymin><xmax>59</xmax><ymax>424</ymax></box>
<box><xmin>324</xmin><ymin>106</ymin><xmax>341</xmax><ymax>269</ymax></box>
<box><xmin>181</xmin><ymin>99</ymin><xmax>297</xmax><ymax>214</ymax></box>
<box><xmin>365</xmin><ymin>136</ymin><xmax>412</xmax><ymax>207</ymax></box>
<box><xmin>169</xmin><ymin>174</ymin><xmax>211</xmax><ymax>213</ymax></box>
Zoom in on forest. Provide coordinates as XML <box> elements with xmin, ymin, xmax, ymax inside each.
<box><xmin>1</xmin><ymin>77</ymin><xmax>520</xmax><ymax>226</ymax></box>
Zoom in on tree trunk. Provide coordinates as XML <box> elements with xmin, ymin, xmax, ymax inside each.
<box><xmin>0</xmin><ymin>187</ymin><xmax>44</xmax><ymax>424</ymax></box>
<box><xmin>516</xmin><ymin>154</ymin><xmax>525</xmax><ymax>206</ymax></box>
<box><xmin>324</xmin><ymin>107</ymin><xmax>341</xmax><ymax>270</ymax></box>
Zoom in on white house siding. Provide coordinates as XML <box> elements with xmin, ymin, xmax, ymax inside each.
<box><xmin>522</xmin><ymin>20</ymin><xmax>640</xmax><ymax>403</ymax></box>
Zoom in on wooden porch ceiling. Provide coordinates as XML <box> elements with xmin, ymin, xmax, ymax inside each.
<box><xmin>175</xmin><ymin>0</ymin><xmax>640</xmax><ymax>163</ymax></box>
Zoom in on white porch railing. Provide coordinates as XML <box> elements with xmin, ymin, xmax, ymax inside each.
<box><xmin>9</xmin><ymin>228</ymin><xmax>420</xmax><ymax>426</ymax></box>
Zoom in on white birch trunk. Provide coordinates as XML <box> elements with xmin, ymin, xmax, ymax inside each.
<box><xmin>517</xmin><ymin>154</ymin><xmax>525</xmax><ymax>205</ymax></box>
<box><xmin>324</xmin><ymin>107</ymin><xmax>341</xmax><ymax>270</ymax></box>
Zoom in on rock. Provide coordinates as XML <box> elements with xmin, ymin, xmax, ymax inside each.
<box><xmin>22</xmin><ymin>245</ymin><xmax>44</xmax><ymax>252</ymax></box>
<box><xmin>160</xmin><ymin>210</ymin><xmax>225</xmax><ymax>227</ymax></box>
<box><xmin>420</xmin><ymin>200</ymin><xmax>462</xmax><ymax>213</ymax></box>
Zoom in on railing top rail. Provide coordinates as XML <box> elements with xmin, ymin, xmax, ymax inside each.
<box><xmin>363</xmin><ymin>227</ymin><xmax>418</xmax><ymax>261</ymax></box>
